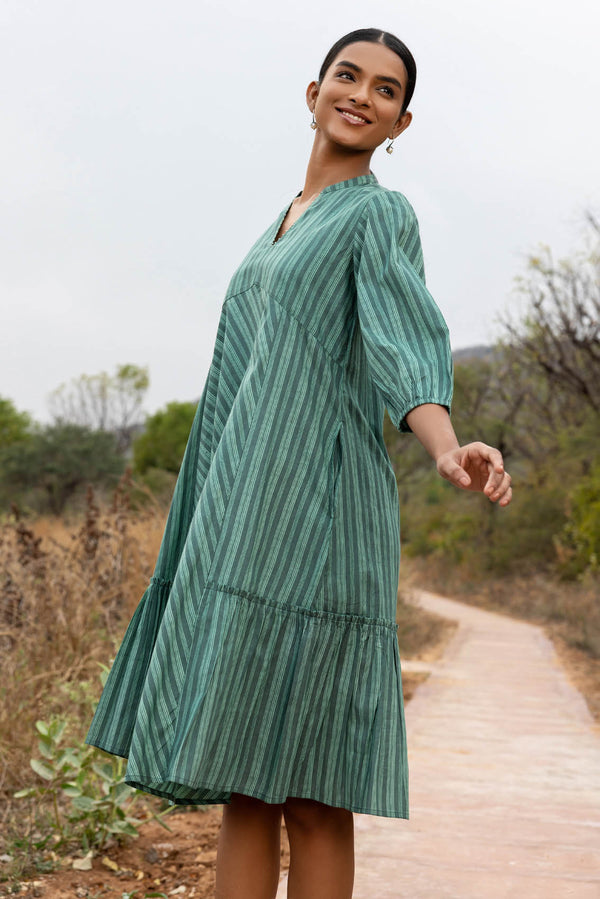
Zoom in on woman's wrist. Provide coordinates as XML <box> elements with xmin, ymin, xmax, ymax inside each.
<box><xmin>404</xmin><ymin>403</ymin><xmax>459</xmax><ymax>461</ymax></box>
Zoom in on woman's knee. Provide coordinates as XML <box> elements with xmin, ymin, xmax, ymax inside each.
<box><xmin>227</xmin><ymin>792</ymin><xmax>283</xmax><ymax>821</ymax></box>
<box><xmin>282</xmin><ymin>797</ymin><xmax>353</xmax><ymax>836</ymax></box>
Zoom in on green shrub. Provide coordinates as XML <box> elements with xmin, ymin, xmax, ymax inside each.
<box><xmin>557</xmin><ymin>464</ymin><xmax>600</xmax><ymax>578</ymax></box>
<box><xmin>14</xmin><ymin>714</ymin><xmax>170</xmax><ymax>853</ymax></box>
<box><xmin>133</xmin><ymin>401</ymin><xmax>197</xmax><ymax>475</ymax></box>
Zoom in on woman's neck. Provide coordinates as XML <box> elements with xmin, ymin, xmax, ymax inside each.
<box><xmin>298</xmin><ymin>138</ymin><xmax>374</xmax><ymax>202</ymax></box>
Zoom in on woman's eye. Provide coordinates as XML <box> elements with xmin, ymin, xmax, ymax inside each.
<box><xmin>337</xmin><ymin>71</ymin><xmax>394</xmax><ymax>97</ymax></box>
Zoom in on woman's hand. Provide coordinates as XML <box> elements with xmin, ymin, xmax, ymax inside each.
<box><xmin>436</xmin><ymin>442</ymin><xmax>512</xmax><ymax>506</ymax></box>
<box><xmin>404</xmin><ymin>405</ymin><xmax>513</xmax><ymax>506</ymax></box>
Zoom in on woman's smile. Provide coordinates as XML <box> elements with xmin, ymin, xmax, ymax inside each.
<box><xmin>335</xmin><ymin>106</ymin><xmax>372</xmax><ymax>125</ymax></box>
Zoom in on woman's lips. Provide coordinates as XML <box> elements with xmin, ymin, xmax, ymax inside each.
<box><xmin>335</xmin><ymin>108</ymin><xmax>371</xmax><ymax>125</ymax></box>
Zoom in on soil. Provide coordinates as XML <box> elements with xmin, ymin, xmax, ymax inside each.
<box><xmin>5</xmin><ymin>806</ymin><xmax>290</xmax><ymax>899</ymax></box>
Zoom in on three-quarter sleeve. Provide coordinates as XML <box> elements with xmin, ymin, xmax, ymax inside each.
<box><xmin>353</xmin><ymin>189</ymin><xmax>454</xmax><ymax>432</ymax></box>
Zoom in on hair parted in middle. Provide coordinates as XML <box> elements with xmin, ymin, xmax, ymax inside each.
<box><xmin>317</xmin><ymin>28</ymin><xmax>417</xmax><ymax>114</ymax></box>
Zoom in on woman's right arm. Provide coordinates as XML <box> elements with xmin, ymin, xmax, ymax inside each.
<box><xmin>405</xmin><ymin>402</ymin><xmax>513</xmax><ymax>506</ymax></box>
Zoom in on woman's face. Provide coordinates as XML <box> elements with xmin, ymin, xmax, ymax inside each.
<box><xmin>308</xmin><ymin>41</ymin><xmax>412</xmax><ymax>153</ymax></box>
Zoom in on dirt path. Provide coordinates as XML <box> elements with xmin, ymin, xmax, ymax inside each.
<box><xmin>280</xmin><ymin>589</ymin><xmax>600</xmax><ymax>898</ymax></box>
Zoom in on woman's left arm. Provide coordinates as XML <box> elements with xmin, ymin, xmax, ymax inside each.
<box><xmin>405</xmin><ymin>403</ymin><xmax>513</xmax><ymax>507</ymax></box>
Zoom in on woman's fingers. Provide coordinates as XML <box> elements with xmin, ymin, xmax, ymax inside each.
<box><xmin>437</xmin><ymin>443</ymin><xmax>513</xmax><ymax>505</ymax></box>
<box><xmin>465</xmin><ymin>441</ymin><xmax>503</xmax><ymax>472</ymax></box>
<box><xmin>485</xmin><ymin>469</ymin><xmax>513</xmax><ymax>503</ymax></box>
<box><xmin>436</xmin><ymin>453</ymin><xmax>471</xmax><ymax>487</ymax></box>
<box><xmin>463</xmin><ymin>443</ymin><xmax>505</xmax><ymax>496</ymax></box>
<box><xmin>483</xmin><ymin>463</ymin><xmax>506</xmax><ymax>496</ymax></box>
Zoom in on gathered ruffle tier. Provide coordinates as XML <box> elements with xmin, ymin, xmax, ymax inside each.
<box><xmin>87</xmin><ymin>576</ymin><xmax>408</xmax><ymax>818</ymax></box>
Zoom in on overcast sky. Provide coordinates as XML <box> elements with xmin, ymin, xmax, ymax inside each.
<box><xmin>2</xmin><ymin>0</ymin><xmax>598</xmax><ymax>422</ymax></box>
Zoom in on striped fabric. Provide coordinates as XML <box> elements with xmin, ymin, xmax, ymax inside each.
<box><xmin>86</xmin><ymin>172</ymin><xmax>453</xmax><ymax>819</ymax></box>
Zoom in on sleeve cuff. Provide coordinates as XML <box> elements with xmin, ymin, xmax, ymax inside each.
<box><xmin>393</xmin><ymin>395</ymin><xmax>453</xmax><ymax>433</ymax></box>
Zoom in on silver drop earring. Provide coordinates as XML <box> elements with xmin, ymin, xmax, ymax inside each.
<box><xmin>310</xmin><ymin>110</ymin><xmax>317</xmax><ymax>130</ymax></box>
<box><xmin>386</xmin><ymin>138</ymin><xmax>395</xmax><ymax>155</ymax></box>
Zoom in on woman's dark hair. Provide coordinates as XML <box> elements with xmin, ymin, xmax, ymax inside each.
<box><xmin>318</xmin><ymin>28</ymin><xmax>417</xmax><ymax>114</ymax></box>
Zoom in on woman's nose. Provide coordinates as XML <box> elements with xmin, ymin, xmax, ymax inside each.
<box><xmin>348</xmin><ymin>89</ymin><xmax>371</xmax><ymax>107</ymax></box>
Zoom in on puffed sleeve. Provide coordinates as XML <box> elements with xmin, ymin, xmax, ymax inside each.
<box><xmin>353</xmin><ymin>189</ymin><xmax>454</xmax><ymax>432</ymax></box>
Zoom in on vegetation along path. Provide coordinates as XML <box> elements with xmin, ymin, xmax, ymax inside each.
<box><xmin>282</xmin><ymin>590</ymin><xmax>600</xmax><ymax>897</ymax></box>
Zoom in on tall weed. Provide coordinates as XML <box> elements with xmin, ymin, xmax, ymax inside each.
<box><xmin>0</xmin><ymin>475</ymin><xmax>166</xmax><ymax>810</ymax></box>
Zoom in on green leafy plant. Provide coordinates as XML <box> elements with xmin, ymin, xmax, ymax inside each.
<box><xmin>14</xmin><ymin>717</ymin><xmax>170</xmax><ymax>852</ymax></box>
<box><xmin>133</xmin><ymin>400</ymin><xmax>197</xmax><ymax>475</ymax></box>
<box><xmin>556</xmin><ymin>463</ymin><xmax>600</xmax><ymax>579</ymax></box>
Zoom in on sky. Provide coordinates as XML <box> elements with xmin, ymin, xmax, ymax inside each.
<box><xmin>2</xmin><ymin>0</ymin><xmax>599</xmax><ymax>422</ymax></box>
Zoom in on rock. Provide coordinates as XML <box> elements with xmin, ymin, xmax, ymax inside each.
<box><xmin>72</xmin><ymin>851</ymin><xmax>93</xmax><ymax>871</ymax></box>
<box><xmin>20</xmin><ymin>880</ymin><xmax>44</xmax><ymax>897</ymax></box>
<box><xmin>101</xmin><ymin>857</ymin><xmax>120</xmax><ymax>872</ymax></box>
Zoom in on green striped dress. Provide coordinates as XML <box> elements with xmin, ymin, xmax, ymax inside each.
<box><xmin>86</xmin><ymin>171</ymin><xmax>453</xmax><ymax>819</ymax></box>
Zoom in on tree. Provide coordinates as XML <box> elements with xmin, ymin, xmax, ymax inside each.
<box><xmin>500</xmin><ymin>211</ymin><xmax>600</xmax><ymax>415</ymax></box>
<box><xmin>133</xmin><ymin>401</ymin><xmax>197</xmax><ymax>474</ymax></box>
<box><xmin>48</xmin><ymin>364</ymin><xmax>150</xmax><ymax>453</ymax></box>
<box><xmin>0</xmin><ymin>396</ymin><xmax>32</xmax><ymax>448</ymax></box>
<box><xmin>0</xmin><ymin>423</ymin><xmax>125</xmax><ymax>514</ymax></box>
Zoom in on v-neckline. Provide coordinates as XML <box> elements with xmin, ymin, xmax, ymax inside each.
<box><xmin>272</xmin><ymin>191</ymin><xmax>304</xmax><ymax>245</ymax></box>
<box><xmin>271</xmin><ymin>172</ymin><xmax>378</xmax><ymax>246</ymax></box>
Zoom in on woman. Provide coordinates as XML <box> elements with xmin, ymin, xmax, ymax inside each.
<box><xmin>87</xmin><ymin>27</ymin><xmax>512</xmax><ymax>899</ymax></box>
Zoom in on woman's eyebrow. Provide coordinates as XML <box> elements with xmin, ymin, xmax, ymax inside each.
<box><xmin>334</xmin><ymin>60</ymin><xmax>403</xmax><ymax>91</ymax></box>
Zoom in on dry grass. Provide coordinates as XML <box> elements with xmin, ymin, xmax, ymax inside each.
<box><xmin>396</xmin><ymin>589</ymin><xmax>457</xmax><ymax>663</ymax></box>
<box><xmin>0</xmin><ymin>475</ymin><xmax>166</xmax><ymax>811</ymax></box>
<box><xmin>395</xmin><ymin>573</ymin><xmax>459</xmax><ymax>703</ymax></box>
<box><xmin>549</xmin><ymin>631</ymin><xmax>600</xmax><ymax>723</ymax></box>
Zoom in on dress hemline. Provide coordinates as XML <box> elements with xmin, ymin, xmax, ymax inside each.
<box><xmin>122</xmin><ymin>773</ymin><xmax>409</xmax><ymax>819</ymax></box>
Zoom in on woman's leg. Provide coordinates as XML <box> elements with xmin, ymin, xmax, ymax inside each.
<box><xmin>215</xmin><ymin>792</ymin><xmax>284</xmax><ymax>899</ymax></box>
<box><xmin>282</xmin><ymin>797</ymin><xmax>354</xmax><ymax>899</ymax></box>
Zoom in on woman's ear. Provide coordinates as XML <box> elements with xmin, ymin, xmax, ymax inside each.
<box><xmin>391</xmin><ymin>111</ymin><xmax>413</xmax><ymax>139</ymax></box>
<box><xmin>306</xmin><ymin>80</ymin><xmax>319</xmax><ymax>112</ymax></box>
